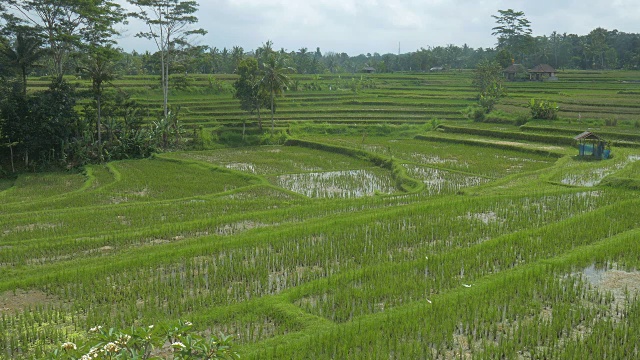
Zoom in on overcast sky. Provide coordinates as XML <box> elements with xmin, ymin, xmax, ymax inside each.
<box><xmin>116</xmin><ymin>0</ymin><xmax>640</xmax><ymax>55</ymax></box>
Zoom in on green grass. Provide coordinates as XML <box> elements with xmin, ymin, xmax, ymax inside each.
<box><xmin>2</xmin><ymin>71</ymin><xmax>640</xmax><ymax>359</ymax></box>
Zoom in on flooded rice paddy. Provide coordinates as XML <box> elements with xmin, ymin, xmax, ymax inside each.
<box><xmin>273</xmin><ymin>169</ymin><xmax>396</xmax><ymax>198</ymax></box>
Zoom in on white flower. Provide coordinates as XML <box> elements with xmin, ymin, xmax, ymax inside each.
<box><xmin>103</xmin><ymin>342</ymin><xmax>120</xmax><ymax>353</ymax></box>
<box><xmin>171</xmin><ymin>341</ymin><xmax>186</xmax><ymax>351</ymax></box>
<box><xmin>117</xmin><ymin>334</ymin><xmax>132</xmax><ymax>345</ymax></box>
<box><xmin>61</xmin><ymin>342</ymin><xmax>77</xmax><ymax>350</ymax></box>
<box><xmin>184</xmin><ymin>321</ymin><xmax>193</xmax><ymax>326</ymax></box>
<box><xmin>89</xmin><ymin>325</ymin><xmax>103</xmax><ymax>332</ymax></box>
<box><xmin>148</xmin><ymin>324</ymin><xmax>154</xmax><ymax>329</ymax></box>
<box><xmin>80</xmin><ymin>355</ymin><xmax>92</xmax><ymax>360</ymax></box>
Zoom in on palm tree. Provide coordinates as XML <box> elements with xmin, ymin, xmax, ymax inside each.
<box><xmin>261</xmin><ymin>54</ymin><xmax>293</xmax><ymax>134</ymax></box>
<box><xmin>256</xmin><ymin>40</ymin><xmax>274</xmax><ymax>65</ymax></box>
<box><xmin>76</xmin><ymin>46</ymin><xmax>119</xmax><ymax>160</ymax></box>
<box><xmin>233</xmin><ymin>57</ymin><xmax>269</xmax><ymax>134</ymax></box>
<box><xmin>231</xmin><ymin>46</ymin><xmax>244</xmax><ymax>73</ymax></box>
<box><xmin>0</xmin><ymin>30</ymin><xmax>48</xmax><ymax>95</ymax></box>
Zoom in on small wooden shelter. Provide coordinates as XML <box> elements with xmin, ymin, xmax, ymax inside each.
<box><xmin>361</xmin><ymin>66</ymin><xmax>376</xmax><ymax>73</ymax></box>
<box><xmin>574</xmin><ymin>131</ymin><xmax>610</xmax><ymax>159</ymax></box>
<box><xmin>529</xmin><ymin>64</ymin><xmax>557</xmax><ymax>81</ymax></box>
<box><xmin>503</xmin><ymin>64</ymin><xmax>527</xmax><ymax>81</ymax></box>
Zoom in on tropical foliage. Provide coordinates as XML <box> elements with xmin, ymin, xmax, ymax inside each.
<box><xmin>529</xmin><ymin>98</ymin><xmax>559</xmax><ymax>120</ymax></box>
<box><xmin>472</xmin><ymin>60</ymin><xmax>506</xmax><ymax>113</ymax></box>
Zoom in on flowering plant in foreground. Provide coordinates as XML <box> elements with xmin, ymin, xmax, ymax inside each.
<box><xmin>46</xmin><ymin>321</ymin><xmax>239</xmax><ymax>360</ymax></box>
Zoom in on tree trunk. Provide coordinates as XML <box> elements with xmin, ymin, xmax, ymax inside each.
<box><xmin>97</xmin><ymin>89</ymin><xmax>102</xmax><ymax>162</ymax></box>
<box><xmin>270</xmin><ymin>90</ymin><xmax>275</xmax><ymax>135</ymax></box>
<box><xmin>21</xmin><ymin>67</ymin><xmax>27</xmax><ymax>96</ymax></box>
<box><xmin>161</xmin><ymin>49</ymin><xmax>169</xmax><ymax>118</ymax></box>
<box><xmin>8</xmin><ymin>138</ymin><xmax>15</xmax><ymax>173</ymax></box>
<box><xmin>257</xmin><ymin>107</ymin><xmax>263</xmax><ymax>130</ymax></box>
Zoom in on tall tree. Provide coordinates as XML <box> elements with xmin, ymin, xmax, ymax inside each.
<box><xmin>492</xmin><ymin>9</ymin><xmax>533</xmax><ymax>64</ymax></box>
<box><xmin>127</xmin><ymin>0</ymin><xmax>206</xmax><ymax>118</ymax></box>
<box><xmin>2</xmin><ymin>0</ymin><xmax>125</xmax><ymax>81</ymax></box>
<box><xmin>0</xmin><ymin>79</ymin><xmax>78</xmax><ymax>168</ymax></box>
<box><xmin>74</xmin><ymin>0</ymin><xmax>125</xmax><ymax>161</ymax></box>
<box><xmin>585</xmin><ymin>27</ymin><xmax>609</xmax><ymax>69</ymax></box>
<box><xmin>233</xmin><ymin>57</ymin><xmax>268</xmax><ymax>136</ymax></box>
<box><xmin>472</xmin><ymin>60</ymin><xmax>506</xmax><ymax>113</ymax></box>
<box><xmin>260</xmin><ymin>54</ymin><xmax>293</xmax><ymax>134</ymax></box>
<box><xmin>0</xmin><ymin>29</ymin><xmax>48</xmax><ymax>95</ymax></box>
<box><xmin>230</xmin><ymin>45</ymin><xmax>244</xmax><ymax>73</ymax></box>
<box><xmin>295</xmin><ymin>47</ymin><xmax>311</xmax><ymax>74</ymax></box>
<box><xmin>76</xmin><ymin>46</ymin><xmax>120</xmax><ymax>160</ymax></box>
<box><xmin>255</xmin><ymin>40</ymin><xmax>274</xmax><ymax>65</ymax></box>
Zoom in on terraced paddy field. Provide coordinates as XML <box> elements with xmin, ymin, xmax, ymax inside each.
<box><xmin>33</xmin><ymin>69</ymin><xmax>640</xmax><ymax>133</ymax></box>
<box><xmin>3</xmin><ymin>71</ymin><xmax>640</xmax><ymax>358</ymax></box>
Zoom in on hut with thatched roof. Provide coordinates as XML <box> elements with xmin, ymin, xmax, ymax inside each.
<box><xmin>529</xmin><ymin>64</ymin><xmax>557</xmax><ymax>81</ymax></box>
<box><xmin>503</xmin><ymin>64</ymin><xmax>527</xmax><ymax>81</ymax></box>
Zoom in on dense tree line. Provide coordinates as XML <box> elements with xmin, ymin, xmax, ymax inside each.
<box><xmin>0</xmin><ymin>0</ymin><xmax>201</xmax><ymax>173</ymax></box>
<box><xmin>15</xmin><ymin>26</ymin><xmax>638</xmax><ymax>80</ymax></box>
<box><xmin>108</xmin><ymin>28</ymin><xmax>640</xmax><ymax>76</ymax></box>
<box><xmin>1</xmin><ymin>4</ymin><xmax>640</xmax><ymax>173</ymax></box>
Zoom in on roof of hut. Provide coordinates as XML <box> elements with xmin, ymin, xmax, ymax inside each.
<box><xmin>529</xmin><ymin>64</ymin><xmax>556</xmax><ymax>73</ymax></box>
<box><xmin>503</xmin><ymin>64</ymin><xmax>526</xmax><ymax>73</ymax></box>
<box><xmin>574</xmin><ymin>131</ymin><xmax>603</xmax><ymax>141</ymax></box>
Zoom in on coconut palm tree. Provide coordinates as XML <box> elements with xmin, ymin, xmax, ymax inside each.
<box><xmin>0</xmin><ymin>30</ymin><xmax>48</xmax><ymax>95</ymax></box>
<box><xmin>260</xmin><ymin>54</ymin><xmax>293</xmax><ymax>134</ymax></box>
<box><xmin>76</xmin><ymin>46</ymin><xmax>119</xmax><ymax>160</ymax></box>
<box><xmin>231</xmin><ymin>45</ymin><xmax>244</xmax><ymax>73</ymax></box>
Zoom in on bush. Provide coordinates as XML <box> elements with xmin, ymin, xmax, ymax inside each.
<box><xmin>462</xmin><ymin>106</ymin><xmax>485</xmax><ymax>122</ymax></box>
<box><xmin>207</xmin><ymin>76</ymin><xmax>233</xmax><ymax>95</ymax></box>
<box><xmin>604</xmin><ymin>118</ymin><xmax>618</xmax><ymax>127</ymax></box>
<box><xmin>528</xmin><ymin>99</ymin><xmax>559</xmax><ymax>120</ymax></box>
<box><xmin>430</xmin><ymin>118</ymin><xmax>442</xmax><ymax>130</ymax></box>
<box><xmin>260</xmin><ymin>130</ymin><xmax>289</xmax><ymax>145</ymax></box>
<box><xmin>171</xmin><ymin>75</ymin><xmax>193</xmax><ymax>91</ymax></box>
<box><xmin>515</xmin><ymin>113</ymin><xmax>530</xmax><ymax>126</ymax></box>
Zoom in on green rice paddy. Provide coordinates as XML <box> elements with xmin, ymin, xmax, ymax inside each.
<box><xmin>2</xmin><ymin>70</ymin><xmax>640</xmax><ymax>359</ymax></box>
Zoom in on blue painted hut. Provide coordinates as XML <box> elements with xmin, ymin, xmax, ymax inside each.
<box><xmin>574</xmin><ymin>131</ymin><xmax>610</xmax><ymax>159</ymax></box>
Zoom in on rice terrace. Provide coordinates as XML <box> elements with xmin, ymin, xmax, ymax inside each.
<box><xmin>2</xmin><ymin>2</ymin><xmax>640</xmax><ymax>358</ymax></box>
<box><xmin>1</xmin><ymin>68</ymin><xmax>640</xmax><ymax>359</ymax></box>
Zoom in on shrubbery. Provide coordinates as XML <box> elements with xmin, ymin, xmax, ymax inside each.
<box><xmin>528</xmin><ymin>98</ymin><xmax>559</xmax><ymax>120</ymax></box>
<box><xmin>514</xmin><ymin>113</ymin><xmax>530</xmax><ymax>126</ymax></box>
<box><xmin>47</xmin><ymin>322</ymin><xmax>239</xmax><ymax>360</ymax></box>
<box><xmin>462</xmin><ymin>106</ymin><xmax>485</xmax><ymax>122</ymax></box>
<box><xmin>604</xmin><ymin>118</ymin><xmax>618</xmax><ymax>127</ymax></box>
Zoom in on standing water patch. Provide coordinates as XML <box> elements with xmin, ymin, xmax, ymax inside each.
<box><xmin>274</xmin><ymin>169</ymin><xmax>396</xmax><ymax>198</ymax></box>
<box><xmin>403</xmin><ymin>165</ymin><xmax>488</xmax><ymax>195</ymax></box>
<box><xmin>561</xmin><ymin>153</ymin><xmax>640</xmax><ymax>187</ymax></box>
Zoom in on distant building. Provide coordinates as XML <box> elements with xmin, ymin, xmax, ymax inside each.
<box><xmin>503</xmin><ymin>64</ymin><xmax>558</xmax><ymax>81</ymax></box>
<box><xmin>362</xmin><ymin>66</ymin><xmax>376</xmax><ymax>73</ymax></box>
<box><xmin>502</xmin><ymin>64</ymin><xmax>527</xmax><ymax>81</ymax></box>
<box><xmin>429</xmin><ymin>66</ymin><xmax>444</xmax><ymax>72</ymax></box>
<box><xmin>529</xmin><ymin>64</ymin><xmax>557</xmax><ymax>81</ymax></box>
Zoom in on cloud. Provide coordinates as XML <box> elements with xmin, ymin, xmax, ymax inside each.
<box><xmin>115</xmin><ymin>0</ymin><xmax>640</xmax><ymax>55</ymax></box>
